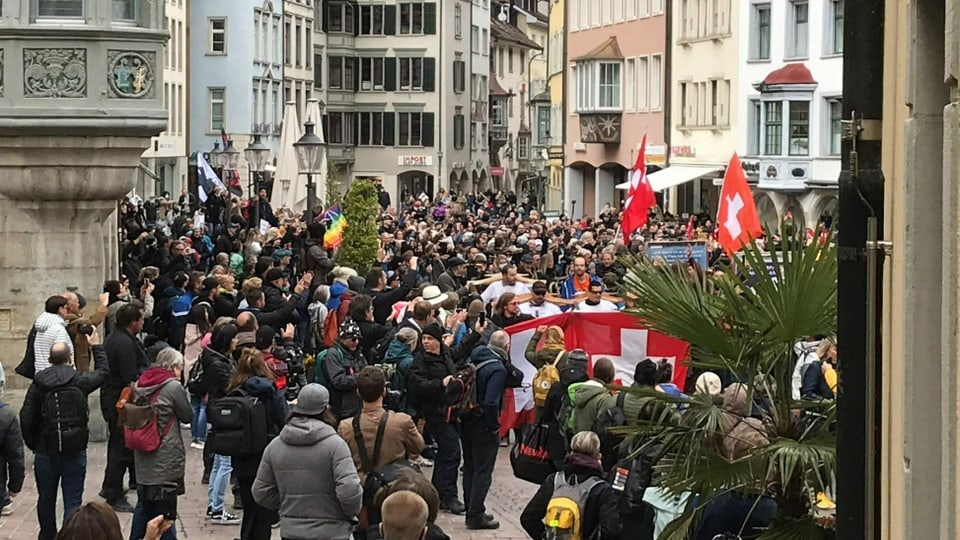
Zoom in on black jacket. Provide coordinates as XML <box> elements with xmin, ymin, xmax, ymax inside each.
<box><xmin>199</xmin><ymin>347</ymin><xmax>236</xmax><ymax>401</ymax></box>
<box><xmin>407</xmin><ymin>331</ymin><xmax>481</xmax><ymax>423</ymax></box>
<box><xmin>0</xmin><ymin>403</ymin><xmax>24</xmax><ymax>496</ymax></box>
<box><xmin>367</xmin><ymin>270</ymin><xmax>419</xmax><ymax>325</ymax></box>
<box><xmin>304</xmin><ymin>240</ymin><xmax>335</xmax><ymax>287</ymax></box>
<box><xmin>436</xmin><ymin>271</ymin><xmax>468</xmax><ymax>298</ymax></box>
<box><xmin>22</xmin><ymin>347</ymin><xmax>109</xmax><ymax>455</ymax></box>
<box><xmin>320</xmin><ymin>342</ymin><xmax>366</xmax><ymax>420</ymax></box>
<box><xmin>100</xmin><ymin>328</ymin><xmax>148</xmax><ymax>415</ymax></box>
<box><xmin>261</xmin><ymin>282</ymin><xmax>287</xmax><ymax>313</ymax></box>
<box><xmin>520</xmin><ymin>456</ymin><xmax>622</xmax><ymax>539</ymax></box>
<box><xmin>490</xmin><ymin>312</ymin><xmax>535</xmax><ymax>329</ymax></box>
<box><xmin>358</xmin><ymin>319</ymin><xmax>391</xmax><ymax>361</ymax></box>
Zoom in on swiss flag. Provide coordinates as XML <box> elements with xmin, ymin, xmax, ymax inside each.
<box><xmin>621</xmin><ymin>135</ymin><xmax>656</xmax><ymax>242</ymax></box>
<box><xmin>499</xmin><ymin>312</ymin><xmax>689</xmax><ymax>436</ymax></box>
<box><xmin>716</xmin><ymin>153</ymin><xmax>763</xmax><ymax>256</ymax></box>
<box><xmin>685</xmin><ymin>215</ymin><xmax>696</xmax><ymax>239</ymax></box>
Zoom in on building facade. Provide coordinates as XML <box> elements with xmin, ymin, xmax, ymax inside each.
<box><xmin>737</xmin><ymin>0</ymin><xmax>842</xmax><ymax>231</ymax></box>
<box><xmin>663</xmin><ymin>0</ymin><xmax>738</xmax><ymax>217</ymax></box>
<box><xmin>514</xmin><ymin>0</ymin><xmax>550</xmax><ymax>209</ymax></box>
<box><xmin>316</xmin><ymin>0</ymin><xmax>471</xmax><ymax>203</ymax></box>
<box><xmin>545</xmin><ymin>0</ymin><xmax>565</xmax><ymax>212</ymax></box>
<box><xmin>489</xmin><ymin>1</ymin><xmax>542</xmax><ymax>195</ymax></box>
<box><xmin>565</xmin><ymin>0</ymin><xmax>667</xmax><ymax>218</ymax></box>
<box><xmin>284</xmin><ymin>0</ymin><xmax>315</xmax><ymax>128</ymax></box>
<box><xmin>139</xmin><ymin>0</ymin><xmax>189</xmax><ymax>198</ymax></box>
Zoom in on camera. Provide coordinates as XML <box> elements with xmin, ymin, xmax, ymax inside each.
<box><xmin>284</xmin><ymin>346</ymin><xmax>308</xmax><ymax>402</ymax></box>
<box><xmin>78</xmin><ymin>323</ymin><xmax>95</xmax><ymax>336</ymax></box>
<box><xmin>384</xmin><ymin>385</ymin><xmax>403</xmax><ymax>412</ymax></box>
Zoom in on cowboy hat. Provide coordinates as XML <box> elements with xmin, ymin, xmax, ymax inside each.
<box><xmin>421</xmin><ymin>285</ymin><xmax>449</xmax><ymax>306</ymax></box>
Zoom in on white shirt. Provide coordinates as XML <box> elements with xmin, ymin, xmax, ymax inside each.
<box><xmin>575</xmin><ymin>299</ymin><xmax>619</xmax><ymax>312</ymax></box>
<box><xmin>480</xmin><ymin>280</ymin><xmax>531</xmax><ymax>306</ymax></box>
<box><xmin>520</xmin><ymin>301</ymin><xmax>564</xmax><ymax>318</ymax></box>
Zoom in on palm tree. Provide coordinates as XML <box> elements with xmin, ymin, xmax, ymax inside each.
<box><xmin>617</xmin><ymin>230</ymin><xmax>837</xmax><ymax>539</ymax></box>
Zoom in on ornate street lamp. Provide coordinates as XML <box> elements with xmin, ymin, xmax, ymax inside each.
<box><xmin>244</xmin><ymin>134</ymin><xmax>272</xmax><ymax>197</ymax></box>
<box><xmin>294</xmin><ymin>120</ymin><xmax>325</xmax><ymax>221</ymax></box>
<box><xmin>208</xmin><ymin>141</ymin><xmax>222</xmax><ymax>170</ymax></box>
<box><xmin>220</xmin><ymin>139</ymin><xmax>241</xmax><ymax>197</ymax></box>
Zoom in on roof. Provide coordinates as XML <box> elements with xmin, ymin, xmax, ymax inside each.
<box><xmin>530</xmin><ymin>90</ymin><xmax>551</xmax><ymax>103</ymax></box>
<box><xmin>762</xmin><ymin>63</ymin><xmax>817</xmax><ymax>85</ymax></box>
<box><xmin>489</xmin><ymin>76</ymin><xmax>512</xmax><ymax>97</ymax></box>
<box><xmin>490</xmin><ymin>17</ymin><xmax>543</xmax><ymax>50</ymax></box>
<box><xmin>573</xmin><ymin>36</ymin><xmax>625</xmax><ymax>61</ymax></box>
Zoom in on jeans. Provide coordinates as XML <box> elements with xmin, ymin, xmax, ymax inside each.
<box><xmin>35</xmin><ymin>451</ymin><xmax>86</xmax><ymax>540</ymax></box>
<box><xmin>190</xmin><ymin>394</ymin><xmax>207</xmax><ymax>442</ymax></box>
<box><xmin>207</xmin><ymin>454</ymin><xmax>233</xmax><ymax>512</ymax></box>
<box><xmin>238</xmin><ymin>475</ymin><xmax>273</xmax><ymax>540</ymax></box>
<box><xmin>102</xmin><ymin>408</ymin><xmax>136</xmax><ymax>502</ymax></box>
<box><xmin>427</xmin><ymin>420</ymin><xmax>461</xmax><ymax>503</ymax></box>
<box><xmin>129</xmin><ymin>497</ymin><xmax>177</xmax><ymax>540</ymax></box>
<box><xmin>460</xmin><ymin>418</ymin><xmax>500</xmax><ymax>519</ymax></box>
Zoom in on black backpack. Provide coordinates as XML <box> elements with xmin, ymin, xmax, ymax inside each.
<box><xmin>607</xmin><ymin>439</ymin><xmax>664</xmax><ymax>515</ymax></box>
<box><xmin>368</xmin><ymin>327</ymin><xmax>399</xmax><ymax>364</ymax></box>
<box><xmin>40</xmin><ymin>383</ymin><xmax>89</xmax><ymax>455</ymax></box>
<box><xmin>354</xmin><ymin>410</ymin><xmax>418</xmax><ymax>526</ymax></box>
<box><xmin>207</xmin><ymin>387</ymin><xmax>269</xmax><ymax>457</ymax></box>
<box><xmin>593</xmin><ymin>392</ymin><xmax>628</xmax><ymax>471</ymax></box>
<box><xmin>15</xmin><ymin>326</ymin><xmax>38</xmax><ymax>379</ymax></box>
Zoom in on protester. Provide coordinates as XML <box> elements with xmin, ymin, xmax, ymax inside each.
<box><xmin>575</xmin><ymin>282</ymin><xmax>619</xmax><ymax>312</ymax></box>
<box><xmin>62</xmin><ymin>291</ymin><xmax>110</xmax><ymax>373</ymax></box>
<box><xmin>317</xmin><ymin>317</ymin><xmax>366</xmax><ymax>420</ymax></box>
<box><xmin>199</xmin><ymin>323</ymin><xmax>241</xmax><ymax>525</ymax></box>
<box><xmin>490</xmin><ymin>292</ymin><xmax>534</xmax><ymax>329</ymax></box>
<box><xmin>518</xmin><ymin>281</ymin><xmax>563</xmax><ymax>318</ymax></box>
<box><xmin>57</xmin><ymin>501</ymin><xmax>171</xmax><ymax>540</ymax></box>
<box><xmin>0</xmin><ymin>366</ymin><xmax>24</xmax><ymax>518</ymax></box>
<box><xmin>379</xmin><ymin>491</ymin><xmax>429</xmax><ymax>540</ymax></box>
<box><xmin>571</xmin><ymin>357</ymin><xmax>617</xmax><ymax>434</ymax></box>
<box><xmin>33</xmin><ymin>296</ymin><xmax>75</xmax><ymax>375</ymax></box>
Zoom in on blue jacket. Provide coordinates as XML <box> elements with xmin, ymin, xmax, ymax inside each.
<box><xmin>469</xmin><ymin>345</ymin><xmax>508</xmax><ymax>432</ymax></box>
<box><xmin>559</xmin><ymin>274</ymin><xmax>603</xmax><ymax>300</ymax></box>
<box><xmin>383</xmin><ymin>338</ymin><xmax>416</xmax><ymax>416</ymax></box>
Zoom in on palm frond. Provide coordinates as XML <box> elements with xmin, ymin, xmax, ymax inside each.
<box><xmin>757</xmin><ymin>516</ymin><xmax>836</xmax><ymax>540</ymax></box>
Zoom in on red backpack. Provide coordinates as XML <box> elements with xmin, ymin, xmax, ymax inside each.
<box><xmin>122</xmin><ymin>382</ymin><xmax>175</xmax><ymax>452</ymax></box>
<box><xmin>444</xmin><ymin>359</ymin><xmax>499</xmax><ymax>422</ymax></box>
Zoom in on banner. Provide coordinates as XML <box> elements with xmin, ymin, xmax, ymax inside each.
<box><xmin>499</xmin><ymin>312</ymin><xmax>690</xmax><ymax>436</ymax></box>
<box><xmin>645</xmin><ymin>240</ymin><xmax>709</xmax><ymax>268</ymax></box>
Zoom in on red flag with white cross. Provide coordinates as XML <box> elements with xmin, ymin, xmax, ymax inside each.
<box><xmin>716</xmin><ymin>153</ymin><xmax>763</xmax><ymax>256</ymax></box>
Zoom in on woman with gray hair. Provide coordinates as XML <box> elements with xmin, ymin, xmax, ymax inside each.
<box><xmin>129</xmin><ymin>347</ymin><xmax>193</xmax><ymax>540</ymax></box>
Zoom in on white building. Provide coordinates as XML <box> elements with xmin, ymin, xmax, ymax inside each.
<box><xmin>737</xmin><ymin>0</ymin><xmax>843</xmax><ymax>230</ymax></box>
<box><xmin>469</xmin><ymin>0</ymin><xmax>492</xmax><ymax>192</ymax></box>
<box><xmin>283</xmin><ymin>0</ymin><xmax>315</xmax><ymax>128</ymax></box>
<box><xmin>139</xmin><ymin>0</ymin><xmax>189</xmax><ymax>198</ymax></box>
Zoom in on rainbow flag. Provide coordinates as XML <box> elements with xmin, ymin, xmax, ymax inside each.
<box><xmin>319</xmin><ymin>204</ymin><xmax>346</xmax><ymax>249</ymax></box>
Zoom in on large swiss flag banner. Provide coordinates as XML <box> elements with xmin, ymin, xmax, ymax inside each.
<box><xmin>499</xmin><ymin>312</ymin><xmax>690</xmax><ymax>436</ymax></box>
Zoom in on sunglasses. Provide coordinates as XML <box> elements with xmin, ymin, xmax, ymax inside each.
<box><xmin>533</xmin><ymin>290</ymin><xmax>547</xmax><ymax>296</ymax></box>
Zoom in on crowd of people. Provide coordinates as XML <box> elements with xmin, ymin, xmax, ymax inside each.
<box><xmin>0</xmin><ymin>183</ymin><xmax>839</xmax><ymax>540</ymax></box>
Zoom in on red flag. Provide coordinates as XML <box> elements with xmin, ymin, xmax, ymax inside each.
<box><xmin>716</xmin><ymin>153</ymin><xmax>763</xmax><ymax>256</ymax></box>
<box><xmin>220</xmin><ymin>128</ymin><xmax>229</xmax><ymax>146</ymax></box>
<box><xmin>685</xmin><ymin>215</ymin><xmax>696</xmax><ymax>239</ymax></box>
<box><xmin>621</xmin><ymin>135</ymin><xmax>656</xmax><ymax>242</ymax></box>
<box><xmin>498</xmin><ymin>312</ymin><xmax>690</xmax><ymax>436</ymax></box>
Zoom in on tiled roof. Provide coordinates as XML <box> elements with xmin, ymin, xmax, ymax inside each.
<box><xmin>762</xmin><ymin>63</ymin><xmax>817</xmax><ymax>85</ymax></box>
<box><xmin>490</xmin><ymin>76</ymin><xmax>512</xmax><ymax>96</ymax></box>
<box><xmin>573</xmin><ymin>36</ymin><xmax>624</xmax><ymax>61</ymax></box>
<box><xmin>490</xmin><ymin>17</ymin><xmax>543</xmax><ymax>50</ymax></box>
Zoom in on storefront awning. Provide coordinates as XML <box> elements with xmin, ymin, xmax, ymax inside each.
<box><xmin>615</xmin><ymin>165</ymin><xmax>723</xmax><ymax>192</ymax></box>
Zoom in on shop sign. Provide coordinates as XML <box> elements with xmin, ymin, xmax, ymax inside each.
<box><xmin>670</xmin><ymin>145</ymin><xmax>696</xmax><ymax>158</ymax></box>
<box><xmin>490</xmin><ymin>166</ymin><xmax>505</xmax><ymax>176</ymax></box>
<box><xmin>398</xmin><ymin>155</ymin><xmax>433</xmax><ymax>167</ymax></box>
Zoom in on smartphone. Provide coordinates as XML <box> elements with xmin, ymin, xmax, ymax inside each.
<box><xmin>478</xmin><ymin>312</ymin><xmax>486</xmax><ymax>327</ymax></box>
<box><xmin>157</xmin><ymin>494</ymin><xmax>177</xmax><ymax>521</ymax></box>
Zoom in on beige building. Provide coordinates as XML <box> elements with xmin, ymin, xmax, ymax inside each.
<box><xmin>545</xmin><ymin>0</ymin><xmax>565</xmax><ymax>212</ymax></box>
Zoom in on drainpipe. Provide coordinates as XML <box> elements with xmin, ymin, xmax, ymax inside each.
<box><xmin>836</xmin><ymin>0</ymin><xmax>885</xmax><ymax>537</ymax></box>
<box><xmin>661</xmin><ymin>0</ymin><xmax>672</xmax><ymax>212</ymax></box>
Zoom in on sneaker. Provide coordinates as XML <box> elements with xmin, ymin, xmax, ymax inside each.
<box><xmin>110</xmin><ymin>498</ymin><xmax>135</xmax><ymax>513</ymax></box>
<box><xmin>190</xmin><ymin>441</ymin><xmax>205</xmax><ymax>450</ymax></box>
<box><xmin>1</xmin><ymin>504</ymin><xmax>11</xmax><ymax>516</ymax></box>
<box><xmin>211</xmin><ymin>510</ymin><xmax>241</xmax><ymax>525</ymax></box>
<box><xmin>440</xmin><ymin>499</ymin><xmax>466</xmax><ymax>515</ymax></box>
<box><xmin>206</xmin><ymin>506</ymin><xmax>214</xmax><ymax>519</ymax></box>
<box><xmin>412</xmin><ymin>456</ymin><xmax>434</xmax><ymax>468</ymax></box>
<box><xmin>271</xmin><ymin>516</ymin><xmax>281</xmax><ymax>529</ymax></box>
<box><xmin>465</xmin><ymin>515</ymin><xmax>500</xmax><ymax>530</ymax></box>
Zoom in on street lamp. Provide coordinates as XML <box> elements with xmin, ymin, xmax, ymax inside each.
<box><xmin>531</xmin><ymin>152</ymin><xmax>546</xmax><ymax>212</ymax></box>
<box><xmin>208</xmin><ymin>141</ymin><xmax>222</xmax><ymax>170</ymax></box>
<box><xmin>221</xmin><ymin>139</ymin><xmax>241</xmax><ymax>195</ymax></box>
<box><xmin>294</xmin><ymin>120</ymin><xmax>325</xmax><ymax>221</ymax></box>
<box><xmin>244</xmin><ymin>134</ymin><xmax>271</xmax><ymax>198</ymax></box>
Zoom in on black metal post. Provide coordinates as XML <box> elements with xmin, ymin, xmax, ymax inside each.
<box><xmin>306</xmin><ymin>173</ymin><xmax>316</xmax><ymax>222</ymax></box>
<box><xmin>836</xmin><ymin>0</ymin><xmax>885</xmax><ymax>538</ymax></box>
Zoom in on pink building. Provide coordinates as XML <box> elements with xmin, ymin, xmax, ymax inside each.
<box><xmin>564</xmin><ymin>1</ymin><xmax>667</xmax><ymax>218</ymax></box>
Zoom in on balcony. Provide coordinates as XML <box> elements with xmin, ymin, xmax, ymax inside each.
<box><xmin>578</xmin><ymin>112</ymin><xmax>622</xmax><ymax>144</ymax></box>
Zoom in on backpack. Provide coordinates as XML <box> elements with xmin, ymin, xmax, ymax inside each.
<box><xmin>122</xmin><ymin>381</ymin><xmax>176</xmax><ymax>452</ymax></box>
<box><xmin>40</xmin><ymin>383</ymin><xmax>89</xmax><ymax>455</ymax></box>
<box><xmin>313</xmin><ymin>347</ymin><xmax>343</xmax><ymax>388</ymax></box>
<box><xmin>353</xmin><ymin>410</ymin><xmax>419</xmax><ymax>526</ymax></box>
<box><xmin>15</xmin><ymin>326</ymin><xmax>39</xmax><ymax>379</ymax></box>
<box><xmin>444</xmin><ymin>359</ymin><xmax>498</xmax><ymax>422</ymax></box>
<box><xmin>322</xmin><ymin>310</ymin><xmax>340</xmax><ymax>348</ymax></box>
<box><xmin>543</xmin><ymin>471</ymin><xmax>605</xmax><ymax>540</ymax></box>
<box><xmin>186</xmin><ymin>358</ymin><xmax>205</xmax><ymax>396</ymax></box>
<box><xmin>593</xmin><ymin>392</ymin><xmax>627</xmax><ymax>471</ymax></box>
<box><xmin>608</xmin><ymin>440</ymin><xmax>664</xmax><ymax>515</ymax></box>
<box><xmin>533</xmin><ymin>350</ymin><xmax>564</xmax><ymax>408</ymax></box>
<box><xmin>207</xmin><ymin>386</ymin><xmax>269</xmax><ymax>457</ymax></box>
<box><xmin>368</xmin><ymin>327</ymin><xmax>399</xmax><ymax>364</ymax></box>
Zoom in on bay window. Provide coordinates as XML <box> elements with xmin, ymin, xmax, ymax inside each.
<box><xmin>574</xmin><ymin>60</ymin><xmax>623</xmax><ymax>112</ymax></box>
<box><xmin>753</xmin><ymin>99</ymin><xmax>813</xmax><ymax>156</ymax></box>
<box><xmin>788</xmin><ymin>101</ymin><xmax>809</xmax><ymax>155</ymax></box>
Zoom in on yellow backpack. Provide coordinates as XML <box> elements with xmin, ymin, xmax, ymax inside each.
<box><xmin>543</xmin><ymin>471</ymin><xmax>604</xmax><ymax>540</ymax></box>
<box><xmin>533</xmin><ymin>351</ymin><xmax>564</xmax><ymax>408</ymax></box>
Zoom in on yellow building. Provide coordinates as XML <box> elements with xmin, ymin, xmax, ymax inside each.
<box><xmin>545</xmin><ymin>0</ymin><xmax>565</xmax><ymax>212</ymax></box>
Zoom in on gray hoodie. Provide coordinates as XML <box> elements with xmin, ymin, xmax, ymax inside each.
<box><xmin>132</xmin><ymin>372</ymin><xmax>192</xmax><ymax>488</ymax></box>
<box><xmin>253</xmin><ymin>416</ymin><xmax>362</xmax><ymax>540</ymax></box>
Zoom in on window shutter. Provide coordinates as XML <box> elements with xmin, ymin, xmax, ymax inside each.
<box><xmin>384</xmin><ymin>5</ymin><xmax>397</xmax><ymax>35</ymax></box>
<box><xmin>421</xmin><ymin>112</ymin><xmax>435</xmax><ymax>147</ymax></box>
<box><xmin>424</xmin><ymin>3</ymin><xmax>437</xmax><ymax>35</ymax></box>
<box><xmin>423</xmin><ymin>58</ymin><xmax>436</xmax><ymax>92</ymax></box>
<box><xmin>352</xmin><ymin>4</ymin><xmax>359</xmax><ymax>35</ymax></box>
<box><xmin>384</xmin><ymin>57</ymin><xmax>397</xmax><ymax>91</ymax></box>
<box><xmin>382</xmin><ymin>112</ymin><xmax>395</xmax><ymax>146</ymax></box>
<box><xmin>352</xmin><ymin>57</ymin><xmax>360</xmax><ymax>92</ymax></box>
<box><xmin>321</xmin><ymin>0</ymin><xmax>330</xmax><ymax>32</ymax></box>
<box><xmin>718</xmin><ymin>80</ymin><xmax>730</xmax><ymax>125</ymax></box>
<box><xmin>314</xmin><ymin>54</ymin><xmax>323</xmax><ymax>87</ymax></box>
<box><xmin>321</xmin><ymin>114</ymin><xmax>330</xmax><ymax>143</ymax></box>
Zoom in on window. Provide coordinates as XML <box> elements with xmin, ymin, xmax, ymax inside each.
<box><xmin>398</xmin><ymin>112</ymin><xmax>424</xmax><ymax>146</ymax></box>
<box><xmin>625</xmin><ymin>58</ymin><xmax>636</xmax><ymax>111</ymax></box>
<box><xmin>306</xmin><ymin>27</ymin><xmax>312</xmax><ymax>67</ymax></box>
<box><xmin>314</xmin><ymin>53</ymin><xmax>323</xmax><ymax>87</ymax></box>
<box><xmin>508</xmin><ymin>48</ymin><xmax>514</xmax><ymax>73</ymax></box>
<box><xmin>710</xmin><ymin>80</ymin><xmax>719</xmax><ymax>125</ymax></box>
<box><xmin>590</xmin><ymin>62</ymin><xmax>622</xmax><ymax>109</ymax></box>
<box><xmin>517</xmin><ymin>135</ymin><xmax>530</xmax><ymax>160</ymax></box>
<box><xmin>788</xmin><ymin>101</ymin><xmax>809</xmax><ymax>155</ymax></box>
<box><xmin>209</xmin><ymin>88</ymin><xmax>225</xmax><ymax>131</ymax></box>
<box><xmin>37</xmin><ymin>0</ymin><xmax>83</xmax><ymax>17</ymax></box>
<box><xmin>828</xmin><ymin>98</ymin><xmax>842</xmax><ymax>155</ymax></box>
<box><xmin>749</xmin><ymin>99</ymin><xmax>762</xmax><ymax>154</ymax></box>
<box><xmin>360</xmin><ymin>57</ymin><xmax>384</xmax><ymax>91</ymax></box>
<box><xmin>830</xmin><ymin>0</ymin><xmax>844</xmax><ymax>54</ymax></box>
<box><xmin>471</xmin><ymin>25</ymin><xmax>480</xmax><ymax>52</ymax></box>
<box><xmin>329</xmin><ymin>57</ymin><xmax>354</xmax><ymax>90</ymax></box>
<box><xmin>399</xmin><ymin>58</ymin><xmax>424</xmax><ymax>90</ymax></box>
<box><xmin>453</xmin><ymin>60</ymin><xmax>466</xmax><ymax>93</ymax></box>
<box><xmin>359</xmin><ymin>5</ymin><xmax>385</xmax><ymax>35</ymax></box>
<box><xmin>295</xmin><ymin>21</ymin><xmax>302</xmax><ymax>66</ymax></box>
<box><xmin>652</xmin><ymin>0</ymin><xmax>663</xmax><ymax>14</ymax></box>
<box><xmin>764</xmin><ymin>101</ymin><xmax>782</xmax><ymax>155</ymax></box>
<box><xmin>753</xmin><ymin>4</ymin><xmax>771</xmax><ymax>60</ymax></box>
<box><xmin>111</xmin><ymin>0</ymin><xmax>136</xmax><ymax>21</ymax></box>
<box><xmin>454</xmin><ymin>3</ymin><xmax>462</xmax><ymax>38</ymax></box>
<box><xmin>284</xmin><ymin>19</ymin><xmax>291</xmax><ymax>64</ymax></box>
<box><xmin>208</xmin><ymin>18</ymin><xmax>227</xmax><ymax>54</ymax></box>
<box><xmin>680</xmin><ymin>82</ymin><xmax>689</xmax><ymax>125</ymax></box>
<box><xmin>328</xmin><ymin>2</ymin><xmax>354</xmax><ymax>32</ymax></box>
<box><xmin>482</xmin><ymin>28</ymin><xmax>488</xmax><ymax>51</ymax></box>
<box><xmin>454</xmin><ymin>112</ymin><xmax>465</xmax><ymax>149</ymax></box>
<box><xmin>497</xmin><ymin>48</ymin><xmax>505</xmax><ymax>74</ymax></box>
<box><xmin>638</xmin><ymin>56</ymin><xmax>649</xmax><ymax>110</ymax></box>
<box><xmin>358</xmin><ymin>112</ymin><xmax>384</xmax><ymax>146</ymax></box>
<box><xmin>327</xmin><ymin>112</ymin><xmax>355</xmax><ymax>145</ymax></box>
<box><xmin>399</xmin><ymin>2</ymin><xmax>424</xmax><ymax>34</ymax></box>
<box><xmin>491</xmin><ymin>99</ymin><xmax>506</xmax><ymax>126</ymax></box>
<box><xmin>650</xmin><ymin>55</ymin><xmax>662</xmax><ymax>110</ymax></box>
<box><xmin>788</xmin><ymin>1</ymin><xmax>809</xmax><ymax>58</ymax></box>
<box><xmin>537</xmin><ymin>106</ymin><xmax>550</xmax><ymax>144</ymax></box>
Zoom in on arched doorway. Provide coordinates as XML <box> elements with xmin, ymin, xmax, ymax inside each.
<box><xmin>816</xmin><ymin>194</ymin><xmax>839</xmax><ymax>229</ymax></box>
<box><xmin>448</xmin><ymin>171</ymin><xmax>458</xmax><ymax>195</ymax></box>
<box><xmin>754</xmin><ymin>192</ymin><xmax>779</xmax><ymax>230</ymax></box>
<box><xmin>479</xmin><ymin>170</ymin><xmax>490</xmax><ymax>193</ymax></box>
<box><xmin>458</xmin><ymin>171</ymin><xmax>470</xmax><ymax>194</ymax></box>
<box><xmin>783</xmin><ymin>197</ymin><xmax>806</xmax><ymax>232</ymax></box>
<box><xmin>397</xmin><ymin>170</ymin><xmax>434</xmax><ymax>201</ymax></box>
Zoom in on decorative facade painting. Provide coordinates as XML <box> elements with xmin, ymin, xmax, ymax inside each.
<box><xmin>23</xmin><ymin>48</ymin><xmax>87</xmax><ymax>98</ymax></box>
<box><xmin>107</xmin><ymin>51</ymin><xmax>155</xmax><ymax>99</ymax></box>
